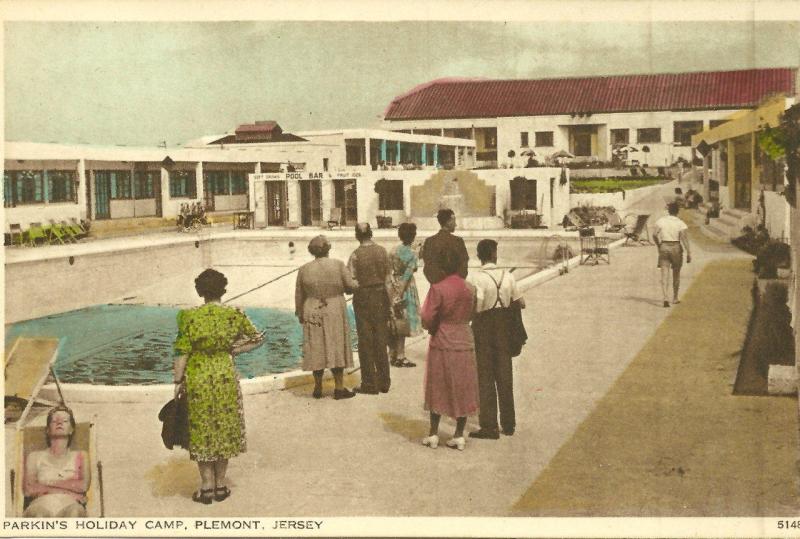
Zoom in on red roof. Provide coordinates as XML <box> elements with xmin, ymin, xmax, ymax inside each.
<box><xmin>384</xmin><ymin>68</ymin><xmax>797</xmax><ymax>120</ymax></box>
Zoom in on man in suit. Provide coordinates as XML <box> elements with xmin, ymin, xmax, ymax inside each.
<box><xmin>348</xmin><ymin>223</ymin><xmax>392</xmax><ymax>394</ymax></box>
<box><xmin>421</xmin><ymin>209</ymin><xmax>469</xmax><ymax>284</ymax></box>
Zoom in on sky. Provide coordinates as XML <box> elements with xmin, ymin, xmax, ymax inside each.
<box><xmin>4</xmin><ymin>19</ymin><xmax>800</xmax><ymax>147</ymax></box>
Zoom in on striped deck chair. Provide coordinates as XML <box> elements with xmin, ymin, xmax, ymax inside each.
<box><xmin>5</xmin><ymin>337</ymin><xmax>62</xmax><ymax>426</ymax></box>
<box><xmin>623</xmin><ymin>214</ymin><xmax>653</xmax><ymax>246</ymax></box>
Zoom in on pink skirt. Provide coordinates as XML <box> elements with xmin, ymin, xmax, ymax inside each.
<box><xmin>423</xmin><ymin>346</ymin><xmax>479</xmax><ymax>419</ymax></box>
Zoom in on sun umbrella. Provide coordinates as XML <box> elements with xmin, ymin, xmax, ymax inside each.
<box><xmin>550</xmin><ymin>149</ymin><xmax>574</xmax><ymax>159</ymax></box>
<box><xmin>520</xmin><ymin>149</ymin><xmax>537</xmax><ymax>156</ymax></box>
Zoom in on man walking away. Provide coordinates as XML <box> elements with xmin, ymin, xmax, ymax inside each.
<box><xmin>468</xmin><ymin>239</ymin><xmax>525</xmax><ymax>439</ymax></box>
<box><xmin>653</xmin><ymin>202</ymin><xmax>692</xmax><ymax>308</ymax></box>
<box><xmin>421</xmin><ymin>209</ymin><xmax>469</xmax><ymax>284</ymax></box>
<box><xmin>348</xmin><ymin>223</ymin><xmax>392</xmax><ymax>394</ymax></box>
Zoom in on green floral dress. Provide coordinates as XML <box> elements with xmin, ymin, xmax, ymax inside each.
<box><xmin>174</xmin><ymin>303</ymin><xmax>258</xmax><ymax>462</ymax></box>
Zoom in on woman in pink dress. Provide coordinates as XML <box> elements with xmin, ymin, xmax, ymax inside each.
<box><xmin>420</xmin><ymin>252</ymin><xmax>479</xmax><ymax>451</ymax></box>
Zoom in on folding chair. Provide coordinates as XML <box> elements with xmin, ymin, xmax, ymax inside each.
<box><xmin>59</xmin><ymin>221</ymin><xmax>81</xmax><ymax>242</ymax></box>
<box><xmin>624</xmin><ymin>214</ymin><xmax>653</xmax><ymax>246</ymax></box>
<box><xmin>563</xmin><ymin>210</ymin><xmax>590</xmax><ymax>232</ymax></box>
<box><xmin>5</xmin><ymin>337</ymin><xmax>62</xmax><ymax>426</ymax></box>
<box><xmin>11</xmin><ymin>422</ymin><xmax>105</xmax><ymax>517</ymax></box>
<box><xmin>327</xmin><ymin>207</ymin><xmax>343</xmax><ymax>230</ymax></box>
<box><xmin>47</xmin><ymin>220</ymin><xmax>73</xmax><ymax>244</ymax></box>
<box><xmin>68</xmin><ymin>218</ymin><xmax>89</xmax><ymax>238</ymax></box>
<box><xmin>26</xmin><ymin>223</ymin><xmax>49</xmax><ymax>247</ymax></box>
<box><xmin>579</xmin><ymin>227</ymin><xmax>611</xmax><ymax>265</ymax></box>
<box><xmin>602</xmin><ymin>209</ymin><xmax>626</xmax><ymax>233</ymax></box>
<box><xmin>9</xmin><ymin>223</ymin><xmax>24</xmax><ymax>246</ymax></box>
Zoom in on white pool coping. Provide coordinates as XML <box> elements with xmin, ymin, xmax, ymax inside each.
<box><xmin>39</xmin><ymin>235</ymin><xmax>628</xmax><ymax>403</ymax></box>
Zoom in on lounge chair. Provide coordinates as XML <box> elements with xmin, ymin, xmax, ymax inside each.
<box><xmin>624</xmin><ymin>214</ymin><xmax>653</xmax><ymax>246</ymax></box>
<box><xmin>26</xmin><ymin>223</ymin><xmax>49</xmax><ymax>247</ymax></box>
<box><xmin>10</xmin><ymin>422</ymin><xmax>104</xmax><ymax>517</ymax></box>
<box><xmin>327</xmin><ymin>207</ymin><xmax>343</xmax><ymax>230</ymax></box>
<box><xmin>5</xmin><ymin>337</ymin><xmax>63</xmax><ymax>426</ymax></box>
<box><xmin>68</xmin><ymin>218</ymin><xmax>89</xmax><ymax>238</ymax></box>
<box><xmin>9</xmin><ymin>223</ymin><xmax>24</xmax><ymax>246</ymax></box>
<box><xmin>563</xmin><ymin>210</ymin><xmax>590</xmax><ymax>231</ymax></box>
<box><xmin>59</xmin><ymin>221</ymin><xmax>82</xmax><ymax>242</ymax></box>
<box><xmin>47</xmin><ymin>220</ymin><xmax>74</xmax><ymax>244</ymax></box>
<box><xmin>602</xmin><ymin>209</ymin><xmax>626</xmax><ymax>233</ymax></box>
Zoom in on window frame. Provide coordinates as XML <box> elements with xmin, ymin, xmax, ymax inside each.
<box><xmin>520</xmin><ymin>132</ymin><xmax>529</xmax><ymax>148</ymax></box>
<box><xmin>610</xmin><ymin>128</ymin><xmax>630</xmax><ymax>146</ymax></box>
<box><xmin>169</xmin><ymin>170</ymin><xmax>197</xmax><ymax>198</ymax></box>
<box><xmin>111</xmin><ymin>171</ymin><xmax>133</xmax><ymax>200</ymax></box>
<box><xmin>637</xmin><ymin>128</ymin><xmax>661</xmax><ymax>144</ymax></box>
<box><xmin>47</xmin><ymin>170</ymin><xmax>77</xmax><ymax>203</ymax></box>
<box><xmin>510</xmin><ymin>178</ymin><xmax>537</xmax><ymax>211</ymax></box>
<box><xmin>378</xmin><ymin>180</ymin><xmax>404</xmax><ymax>211</ymax></box>
<box><xmin>534</xmin><ymin>131</ymin><xmax>554</xmax><ymax>147</ymax></box>
<box><xmin>673</xmin><ymin>121</ymin><xmax>704</xmax><ymax>146</ymax></box>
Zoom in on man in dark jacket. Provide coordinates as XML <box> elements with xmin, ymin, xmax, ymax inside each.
<box><xmin>348</xmin><ymin>223</ymin><xmax>392</xmax><ymax>394</ymax></box>
<box><xmin>421</xmin><ymin>209</ymin><xmax>469</xmax><ymax>284</ymax></box>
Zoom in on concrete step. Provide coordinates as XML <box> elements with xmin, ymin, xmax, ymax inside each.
<box><xmin>721</xmin><ymin>208</ymin><xmax>749</xmax><ymax>220</ymax></box>
<box><xmin>700</xmin><ymin>222</ymin><xmax>732</xmax><ymax>243</ymax></box>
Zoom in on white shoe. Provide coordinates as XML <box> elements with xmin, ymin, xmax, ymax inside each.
<box><xmin>446</xmin><ymin>437</ymin><xmax>466</xmax><ymax>451</ymax></box>
<box><xmin>421</xmin><ymin>435</ymin><xmax>439</xmax><ymax>449</ymax></box>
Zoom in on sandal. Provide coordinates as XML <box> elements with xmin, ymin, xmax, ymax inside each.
<box><xmin>214</xmin><ymin>486</ymin><xmax>231</xmax><ymax>502</ymax></box>
<box><xmin>192</xmin><ymin>488</ymin><xmax>214</xmax><ymax>505</ymax></box>
<box><xmin>396</xmin><ymin>358</ymin><xmax>416</xmax><ymax>368</ymax></box>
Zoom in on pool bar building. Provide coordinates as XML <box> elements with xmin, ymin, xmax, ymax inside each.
<box><xmin>4</xmin><ymin>124</ymin><xmax>572</xmax><ymax>233</ymax></box>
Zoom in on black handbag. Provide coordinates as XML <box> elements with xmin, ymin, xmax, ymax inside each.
<box><xmin>158</xmin><ymin>392</ymin><xmax>189</xmax><ymax>450</ymax></box>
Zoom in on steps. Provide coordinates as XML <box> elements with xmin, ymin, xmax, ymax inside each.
<box><xmin>692</xmin><ymin>207</ymin><xmax>753</xmax><ymax>243</ymax></box>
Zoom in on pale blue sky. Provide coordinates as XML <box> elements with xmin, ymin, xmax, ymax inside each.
<box><xmin>4</xmin><ymin>20</ymin><xmax>799</xmax><ymax>147</ymax></box>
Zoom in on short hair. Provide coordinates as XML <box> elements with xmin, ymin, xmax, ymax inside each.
<box><xmin>398</xmin><ymin>222</ymin><xmax>417</xmax><ymax>245</ymax></box>
<box><xmin>437</xmin><ymin>209</ymin><xmax>455</xmax><ymax>227</ymax></box>
<box><xmin>288</xmin><ymin>241</ymin><xmax>294</xmax><ymax>247</ymax></box>
<box><xmin>666</xmin><ymin>202</ymin><xmax>680</xmax><ymax>215</ymax></box>
<box><xmin>45</xmin><ymin>405</ymin><xmax>77</xmax><ymax>448</ymax></box>
<box><xmin>307</xmin><ymin>235</ymin><xmax>331</xmax><ymax>258</ymax></box>
<box><xmin>195</xmin><ymin>268</ymin><xmax>227</xmax><ymax>300</ymax></box>
<box><xmin>355</xmin><ymin>222</ymin><xmax>373</xmax><ymax>242</ymax></box>
<box><xmin>440</xmin><ymin>248</ymin><xmax>462</xmax><ymax>277</ymax></box>
<box><xmin>477</xmin><ymin>239</ymin><xmax>498</xmax><ymax>262</ymax></box>
<box><xmin>675</xmin><ymin>188</ymin><xmax>683</xmax><ymax>194</ymax></box>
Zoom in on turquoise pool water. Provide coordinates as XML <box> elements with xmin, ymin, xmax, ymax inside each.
<box><xmin>6</xmin><ymin>304</ymin><xmax>358</xmax><ymax>385</ymax></box>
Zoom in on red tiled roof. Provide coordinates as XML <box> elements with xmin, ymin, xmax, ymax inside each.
<box><xmin>383</xmin><ymin>68</ymin><xmax>797</xmax><ymax>120</ymax></box>
<box><xmin>235</xmin><ymin>121</ymin><xmax>281</xmax><ymax>133</ymax></box>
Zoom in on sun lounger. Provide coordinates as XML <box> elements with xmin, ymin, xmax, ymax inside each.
<box><xmin>602</xmin><ymin>209</ymin><xmax>626</xmax><ymax>233</ymax></box>
<box><xmin>47</xmin><ymin>220</ymin><xmax>75</xmax><ymax>244</ymax></box>
<box><xmin>11</xmin><ymin>422</ymin><xmax>104</xmax><ymax>517</ymax></box>
<box><xmin>623</xmin><ymin>214</ymin><xmax>653</xmax><ymax>246</ymax></box>
<box><xmin>26</xmin><ymin>223</ymin><xmax>49</xmax><ymax>247</ymax></box>
<box><xmin>5</xmin><ymin>337</ymin><xmax>62</xmax><ymax>426</ymax></box>
<box><xmin>564</xmin><ymin>210</ymin><xmax>590</xmax><ymax>231</ymax></box>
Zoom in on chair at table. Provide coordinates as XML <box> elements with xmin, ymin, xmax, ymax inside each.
<box><xmin>327</xmin><ymin>207</ymin><xmax>342</xmax><ymax>230</ymax></box>
<box><xmin>623</xmin><ymin>214</ymin><xmax>653</xmax><ymax>246</ymax></box>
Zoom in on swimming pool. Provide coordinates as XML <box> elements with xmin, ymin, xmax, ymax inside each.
<box><xmin>5</xmin><ymin>304</ymin><xmax>359</xmax><ymax>385</ymax></box>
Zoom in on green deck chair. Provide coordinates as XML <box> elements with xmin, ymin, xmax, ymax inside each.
<box><xmin>68</xmin><ymin>218</ymin><xmax>88</xmax><ymax>239</ymax></box>
<box><xmin>46</xmin><ymin>220</ymin><xmax>69</xmax><ymax>244</ymax></box>
<box><xmin>26</xmin><ymin>223</ymin><xmax>48</xmax><ymax>247</ymax></box>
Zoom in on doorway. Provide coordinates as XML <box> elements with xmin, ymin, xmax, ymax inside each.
<box><xmin>93</xmin><ymin>171</ymin><xmax>112</xmax><ymax>220</ymax></box>
<box><xmin>300</xmin><ymin>180</ymin><xmax>322</xmax><ymax>226</ymax></box>
<box><xmin>333</xmin><ymin>179</ymin><xmax>358</xmax><ymax>225</ymax></box>
<box><xmin>733</xmin><ymin>151</ymin><xmax>752</xmax><ymax>210</ymax></box>
<box><xmin>569</xmin><ymin>126</ymin><xmax>596</xmax><ymax>157</ymax></box>
<box><xmin>265</xmin><ymin>181</ymin><xmax>287</xmax><ymax>226</ymax></box>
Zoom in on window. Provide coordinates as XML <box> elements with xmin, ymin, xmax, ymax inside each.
<box><xmin>134</xmin><ymin>171</ymin><xmax>156</xmax><ymax>198</ymax></box>
<box><xmin>637</xmin><ymin>128</ymin><xmax>661</xmax><ymax>143</ymax></box>
<box><xmin>205</xmin><ymin>171</ymin><xmax>230</xmax><ymax>195</ymax></box>
<box><xmin>230</xmin><ymin>172</ymin><xmax>247</xmax><ymax>195</ymax></box>
<box><xmin>535</xmin><ymin>131</ymin><xmax>554</xmax><ymax>147</ymax></box>
<box><xmin>5</xmin><ymin>170</ymin><xmax>44</xmax><ymax>205</ymax></box>
<box><xmin>673</xmin><ymin>121</ymin><xmax>704</xmax><ymax>146</ymax></box>
<box><xmin>111</xmin><ymin>172</ymin><xmax>132</xmax><ymax>199</ymax></box>
<box><xmin>378</xmin><ymin>180</ymin><xmax>404</xmax><ymax>210</ymax></box>
<box><xmin>510</xmin><ymin>177</ymin><xmax>537</xmax><ymax>210</ymax></box>
<box><xmin>710</xmin><ymin>119</ymin><xmax>729</xmax><ymax>129</ymax></box>
<box><xmin>323</xmin><ymin>158</ymin><xmax>329</xmax><ymax>172</ymax></box>
<box><xmin>169</xmin><ymin>170</ymin><xmax>197</xmax><ymax>198</ymax></box>
<box><xmin>47</xmin><ymin>171</ymin><xmax>77</xmax><ymax>203</ymax></box>
<box><xmin>520</xmin><ymin>132</ymin><xmax>529</xmax><ymax>147</ymax></box>
<box><xmin>610</xmin><ymin>128</ymin><xmax>630</xmax><ymax>146</ymax></box>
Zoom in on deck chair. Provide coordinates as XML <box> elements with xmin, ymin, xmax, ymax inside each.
<box><xmin>327</xmin><ymin>207</ymin><xmax>343</xmax><ymax>230</ymax></box>
<box><xmin>26</xmin><ymin>223</ymin><xmax>49</xmax><ymax>247</ymax></box>
<box><xmin>624</xmin><ymin>214</ymin><xmax>653</xmax><ymax>246</ymax></box>
<box><xmin>46</xmin><ymin>220</ymin><xmax>73</xmax><ymax>244</ymax></box>
<box><xmin>564</xmin><ymin>211</ymin><xmax>590</xmax><ymax>232</ymax></box>
<box><xmin>68</xmin><ymin>218</ymin><xmax>89</xmax><ymax>238</ymax></box>
<box><xmin>602</xmin><ymin>209</ymin><xmax>626</xmax><ymax>233</ymax></box>
<box><xmin>5</xmin><ymin>337</ymin><xmax>62</xmax><ymax>426</ymax></box>
<box><xmin>10</xmin><ymin>422</ymin><xmax>104</xmax><ymax>517</ymax></box>
<box><xmin>59</xmin><ymin>221</ymin><xmax>81</xmax><ymax>242</ymax></box>
<box><xmin>9</xmin><ymin>223</ymin><xmax>24</xmax><ymax>246</ymax></box>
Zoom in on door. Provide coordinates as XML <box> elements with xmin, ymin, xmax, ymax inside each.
<box><xmin>94</xmin><ymin>171</ymin><xmax>111</xmax><ymax>220</ymax></box>
<box><xmin>572</xmin><ymin>133</ymin><xmax>592</xmax><ymax>156</ymax></box>
<box><xmin>202</xmin><ymin>173</ymin><xmax>216</xmax><ymax>212</ymax></box>
<box><xmin>300</xmin><ymin>180</ymin><xmax>322</xmax><ymax>226</ymax></box>
<box><xmin>265</xmin><ymin>181</ymin><xmax>287</xmax><ymax>226</ymax></box>
<box><xmin>734</xmin><ymin>152</ymin><xmax>752</xmax><ymax>210</ymax></box>
<box><xmin>333</xmin><ymin>179</ymin><xmax>358</xmax><ymax>225</ymax></box>
<box><xmin>154</xmin><ymin>174</ymin><xmax>162</xmax><ymax>217</ymax></box>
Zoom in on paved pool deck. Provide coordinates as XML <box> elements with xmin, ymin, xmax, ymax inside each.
<box><xmin>5</xmin><ymin>180</ymin><xmax>799</xmax><ymax>517</ymax></box>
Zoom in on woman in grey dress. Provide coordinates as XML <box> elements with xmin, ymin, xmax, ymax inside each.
<box><xmin>295</xmin><ymin>235</ymin><xmax>357</xmax><ymax>400</ymax></box>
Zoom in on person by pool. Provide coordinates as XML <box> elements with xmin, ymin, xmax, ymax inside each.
<box><xmin>23</xmin><ymin>405</ymin><xmax>90</xmax><ymax>517</ymax></box>
<box><xmin>173</xmin><ymin>268</ymin><xmax>265</xmax><ymax>505</ymax></box>
<box><xmin>388</xmin><ymin>222</ymin><xmax>422</xmax><ymax>368</ymax></box>
<box><xmin>295</xmin><ymin>235</ymin><xmax>357</xmax><ymax>400</ymax></box>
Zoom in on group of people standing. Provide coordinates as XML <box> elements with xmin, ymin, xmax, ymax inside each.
<box><xmin>168</xmin><ymin>208</ymin><xmax>526</xmax><ymax>506</ymax></box>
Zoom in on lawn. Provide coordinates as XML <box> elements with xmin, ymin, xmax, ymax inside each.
<box><xmin>571</xmin><ymin>177</ymin><xmax>668</xmax><ymax>193</ymax></box>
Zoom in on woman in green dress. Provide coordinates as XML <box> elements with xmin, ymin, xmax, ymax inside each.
<box><xmin>173</xmin><ymin>269</ymin><xmax>264</xmax><ymax>505</ymax></box>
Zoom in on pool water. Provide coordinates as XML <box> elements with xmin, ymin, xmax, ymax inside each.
<box><xmin>5</xmin><ymin>304</ymin><xmax>359</xmax><ymax>385</ymax></box>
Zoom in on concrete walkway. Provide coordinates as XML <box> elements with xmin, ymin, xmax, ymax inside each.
<box><xmin>7</xmin><ymin>182</ymin><xmax>797</xmax><ymax>517</ymax></box>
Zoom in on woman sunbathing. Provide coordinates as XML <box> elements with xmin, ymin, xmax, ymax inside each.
<box><xmin>23</xmin><ymin>406</ymin><xmax>90</xmax><ymax>517</ymax></box>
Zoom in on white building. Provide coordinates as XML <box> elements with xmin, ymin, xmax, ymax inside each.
<box><xmin>381</xmin><ymin>68</ymin><xmax>798</xmax><ymax>170</ymax></box>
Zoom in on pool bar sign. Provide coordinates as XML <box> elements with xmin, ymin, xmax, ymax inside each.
<box><xmin>250</xmin><ymin>171</ymin><xmax>362</xmax><ymax>181</ymax></box>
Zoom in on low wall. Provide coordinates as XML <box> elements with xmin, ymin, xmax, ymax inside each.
<box><xmin>5</xmin><ymin>203</ymin><xmax>82</xmax><ymax>232</ymax></box>
<box><xmin>763</xmin><ymin>191</ymin><xmax>790</xmax><ymax>241</ymax></box>
<box><xmin>570</xmin><ymin>182</ymin><xmax>670</xmax><ymax>212</ymax></box>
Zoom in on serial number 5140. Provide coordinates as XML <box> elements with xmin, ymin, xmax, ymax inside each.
<box><xmin>777</xmin><ymin>520</ymin><xmax>800</xmax><ymax>529</ymax></box>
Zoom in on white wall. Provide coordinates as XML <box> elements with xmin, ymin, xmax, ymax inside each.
<box><xmin>5</xmin><ymin>203</ymin><xmax>82</xmax><ymax>232</ymax></box>
<box><xmin>570</xmin><ymin>182</ymin><xmax>668</xmax><ymax>213</ymax></box>
<box><xmin>213</xmin><ymin>194</ymin><xmax>248</xmax><ymax>211</ymax></box>
<box><xmin>763</xmin><ymin>191</ymin><xmax>790</xmax><ymax>241</ymax></box>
